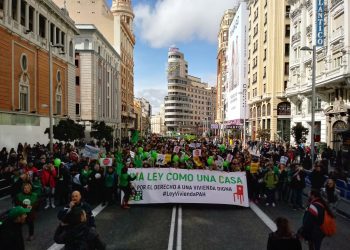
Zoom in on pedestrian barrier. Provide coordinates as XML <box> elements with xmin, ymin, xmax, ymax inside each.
<box><xmin>0</xmin><ymin>176</ymin><xmax>11</xmax><ymax>198</ymax></box>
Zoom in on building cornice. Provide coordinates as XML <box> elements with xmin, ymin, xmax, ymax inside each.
<box><xmin>43</xmin><ymin>0</ymin><xmax>79</xmax><ymax>34</ymax></box>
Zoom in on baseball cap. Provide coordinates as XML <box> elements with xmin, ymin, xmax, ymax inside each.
<box><xmin>8</xmin><ymin>206</ymin><xmax>31</xmax><ymax>218</ymax></box>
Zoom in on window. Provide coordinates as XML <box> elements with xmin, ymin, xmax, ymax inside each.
<box><xmin>264</xmin><ymin>13</ymin><xmax>267</xmax><ymax>25</ymax></box>
<box><xmin>50</xmin><ymin>23</ymin><xmax>55</xmax><ymax>44</ymax></box>
<box><xmin>11</xmin><ymin>0</ymin><xmax>18</xmax><ymax>21</ymax></box>
<box><xmin>262</xmin><ymin>105</ymin><xmax>266</xmax><ymax>116</ymax></box>
<box><xmin>75</xmin><ymin>59</ymin><xmax>79</xmax><ymax>67</ymax></box>
<box><xmin>263</xmin><ymin>66</ymin><xmax>266</xmax><ymax>78</ymax></box>
<box><xmin>333</xmin><ymin>55</ymin><xmax>342</xmax><ymax>68</ymax></box>
<box><xmin>267</xmin><ymin>103</ymin><xmax>271</xmax><ymax>116</ymax></box>
<box><xmin>284</xmin><ymin>81</ymin><xmax>288</xmax><ymax>90</ymax></box>
<box><xmin>76</xmin><ymin>103</ymin><xmax>80</xmax><ymax>115</ymax></box>
<box><xmin>284</xmin><ymin>62</ymin><xmax>289</xmax><ymax>75</ymax></box>
<box><xmin>263</xmin><ymin>83</ymin><xmax>266</xmax><ymax>93</ymax></box>
<box><xmin>19</xmin><ymin>54</ymin><xmax>29</xmax><ymax>112</ymax></box>
<box><xmin>316</xmin><ymin>97</ymin><xmax>322</xmax><ymax>111</ymax></box>
<box><xmin>285</xmin><ymin>25</ymin><xmax>290</xmax><ymax>37</ymax></box>
<box><xmin>277</xmin><ymin>102</ymin><xmax>291</xmax><ymax>115</ymax></box>
<box><xmin>20</xmin><ymin>0</ymin><xmax>25</xmax><ymax>26</ymax></box>
<box><xmin>263</xmin><ymin>49</ymin><xmax>267</xmax><ymax>61</ymax></box>
<box><xmin>19</xmin><ymin>84</ymin><xmax>29</xmax><ymax>112</ymax></box>
<box><xmin>285</xmin><ymin>44</ymin><xmax>290</xmax><ymax>56</ymax></box>
<box><xmin>28</xmin><ymin>6</ymin><xmax>34</xmax><ymax>31</ymax></box>
<box><xmin>75</xmin><ymin>76</ymin><xmax>80</xmax><ymax>86</ymax></box>
<box><xmin>56</xmin><ymin>85</ymin><xmax>62</xmax><ymax>115</ymax></box>
<box><xmin>286</xmin><ymin>5</ymin><xmax>291</xmax><ymax>16</ymax></box>
<box><xmin>264</xmin><ymin>31</ymin><xmax>267</xmax><ymax>43</ymax></box>
<box><xmin>39</xmin><ymin>15</ymin><xmax>46</xmax><ymax>38</ymax></box>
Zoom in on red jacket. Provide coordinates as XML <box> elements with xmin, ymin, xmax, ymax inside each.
<box><xmin>41</xmin><ymin>167</ymin><xmax>57</xmax><ymax>188</ymax></box>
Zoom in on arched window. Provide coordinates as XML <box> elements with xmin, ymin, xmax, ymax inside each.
<box><xmin>69</xmin><ymin>41</ymin><xmax>73</xmax><ymax>57</ymax></box>
<box><xmin>262</xmin><ymin>104</ymin><xmax>266</xmax><ymax>116</ymax></box>
<box><xmin>56</xmin><ymin>70</ymin><xmax>62</xmax><ymax>115</ymax></box>
<box><xmin>253</xmin><ymin>107</ymin><xmax>256</xmax><ymax>118</ymax></box>
<box><xmin>257</xmin><ymin>105</ymin><xmax>261</xmax><ymax>117</ymax></box>
<box><xmin>277</xmin><ymin>102</ymin><xmax>291</xmax><ymax>115</ymax></box>
<box><xmin>56</xmin><ymin>85</ymin><xmax>62</xmax><ymax>115</ymax></box>
<box><xmin>267</xmin><ymin>103</ymin><xmax>271</xmax><ymax>116</ymax></box>
<box><xmin>19</xmin><ymin>54</ymin><xmax>29</xmax><ymax>112</ymax></box>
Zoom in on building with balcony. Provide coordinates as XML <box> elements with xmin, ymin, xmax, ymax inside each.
<box><xmin>247</xmin><ymin>0</ymin><xmax>291</xmax><ymax>141</ymax></box>
<box><xmin>216</xmin><ymin>9</ymin><xmax>235</xmax><ymax>125</ymax></box>
<box><xmin>164</xmin><ymin>47</ymin><xmax>216</xmax><ymax>135</ymax></box>
<box><xmin>0</xmin><ymin>0</ymin><xmax>78</xmax><ymax>148</ymax></box>
<box><xmin>74</xmin><ymin>24</ymin><xmax>121</xmax><ymax>140</ymax></box>
<box><xmin>286</xmin><ymin>0</ymin><xmax>350</xmax><ymax>149</ymax></box>
<box><xmin>53</xmin><ymin>0</ymin><xmax>136</xmax><ymax>139</ymax></box>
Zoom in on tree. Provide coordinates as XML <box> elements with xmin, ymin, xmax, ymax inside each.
<box><xmin>45</xmin><ymin>118</ymin><xmax>85</xmax><ymax>142</ymax></box>
<box><xmin>291</xmin><ymin>123</ymin><xmax>309</xmax><ymax>144</ymax></box>
<box><xmin>256</xmin><ymin>128</ymin><xmax>270</xmax><ymax>141</ymax></box>
<box><xmin>90</xmin><ymin>121</ymin><xmax>113</xmax><ymax>141</ymax></box>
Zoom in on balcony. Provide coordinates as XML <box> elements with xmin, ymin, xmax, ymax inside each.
<box><xmin>291</xmin><ymin>32</ymin><xmax>301</xmax><ymax>45</ymax></box>
<box><xmin>330</xmin><ymin>27</ymin><xmax>344</xmax><ymax>44</ymax></box>
<box><xmin>290</xmin><ymin>8</ymin><xmax>301</xmax><ymax>20</ymax></box>
<box><xmin>331</xmin><ymin>0</ymin><xmax>343</xmax><ymax>9</ymax></box>
<box><xmin>305</xmin><ymin>0</ymin><xmax>312</xmax><ymax>9</ymax></box>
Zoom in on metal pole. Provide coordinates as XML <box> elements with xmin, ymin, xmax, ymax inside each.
<box><xmin>49</xmin><ymin>43</ymin><xmax>53</xmax><ymax>153</ymax></box>
<box><xmin>311</xmin><ymin>45</ymin><xmax>316</xmax><ymax>167</ymax></box>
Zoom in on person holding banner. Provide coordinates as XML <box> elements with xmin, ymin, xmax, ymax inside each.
<box><xmin>119</xmin><ymin>166</ymin><xmax>138</xmax><ymax>209</ymax></box>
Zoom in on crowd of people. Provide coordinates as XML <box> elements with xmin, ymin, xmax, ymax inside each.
<box><xmin>0</xmin><ymin>136</ymin><xmax>340</xmax><ymax>250</ymax></box>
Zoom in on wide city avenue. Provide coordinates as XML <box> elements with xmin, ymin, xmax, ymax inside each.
<box><xmin>0</xmin><ymin>0</ymin><xmax>350</xmax><ymax>250</ymax></box>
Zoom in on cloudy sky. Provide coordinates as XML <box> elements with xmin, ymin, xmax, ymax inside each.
<box><xmin>107</xmin><ymin>0</ymin><xmax>238</xmax><ymax>114</ymax></box>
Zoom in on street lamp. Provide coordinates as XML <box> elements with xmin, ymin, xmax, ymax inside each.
<box><xmin>301</xmin><ymin>45</ymin><xmax>316</xmax><ymax>167</ymax></box>
<box><xmin>49</xmin><ymin>43</ymin><xmax>64</xmax><ymax>153</ymax></box>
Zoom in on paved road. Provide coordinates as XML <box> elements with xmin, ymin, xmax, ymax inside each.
<box><xmin>1</xmin><ymin>195</ymin><xmax>348</xmax><ymax>250</ymax></box>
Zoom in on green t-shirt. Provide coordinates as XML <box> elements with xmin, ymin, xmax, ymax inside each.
<box><xmin>16</xmin><ymin>192</ymin><xmax>38</xmax><ymax>207</ymax></box>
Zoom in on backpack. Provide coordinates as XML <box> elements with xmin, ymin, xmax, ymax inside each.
<box><xmin>314</xmin><ymin>202</ymin><xmax>336</xmax><ymax>236</ymax></box>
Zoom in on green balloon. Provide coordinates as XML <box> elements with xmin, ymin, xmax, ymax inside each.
<box><xmin>173</xmin><ymin>155</ymin><xmax>179</xmax><ymax>163</ymax></box>
<box><xmin>207</xmin><ymin>157</ymin><xmax>214</xmax><ymax>166</ymax></box>
<box><xmin>246</xmin><ymin>165</ymin><xmax>251</xmax><ymax>172</ymax></box>
<box><xmin>143</xmin><ymin>152</ymin><xmax>149</xmax><ymax>160</ymax></box>
<box><xmin>219</xmin><ymin>145</ymin><xmax>226</xmax><ymax>152</ymax></box>
<box><xmin>54</xmin><ymin>158</ymin><xmax>61</xmax><ymax>167</ymax></box>
<box><xmin>151</xmin><ymin>151</ymin><xmax>158</xmax><ymax>160</ymax></box>
<box><xmin>223</xmin><ymin>161</ymin><xmax>229</xmax><ymax>168</ymax></box>
<box><xmin>184</xmin><ymin>155</ymin><xmax>190</xmax><ymax>161</ymax></box>
<box><xmin>138</xmin><ymin>147</ymin><xmax>144</xmax><ymax>154</ymax></box>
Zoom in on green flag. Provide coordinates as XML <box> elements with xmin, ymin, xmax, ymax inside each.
<box><xmin>131</xmin><ymin>130</ymin><xmax>140</xmax><ymax>145</ymax></box>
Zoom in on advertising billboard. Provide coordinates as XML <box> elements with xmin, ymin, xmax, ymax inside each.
<box><xmin>225</xmin><ymin>2</ymin><xmax>249</xmax><ymax>123</ymax></box>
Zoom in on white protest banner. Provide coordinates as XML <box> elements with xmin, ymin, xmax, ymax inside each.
<box><xmin>82</xmin><ymin>145</ymin><xmax>100</xmax><ymax>159</ymax></box>
<box><xmin>124</xmin><ymin>168</ymin><xmax>249</xmax><ymax>207</ymax></box>
<box><xmin>156</xmin><ymin>154</ymin><xmax>165</xmax><ymax>165</ymax></box>
<box><xmin>193</xmin><ymin>149</ymin><xmax>202</xmax><ymax>157</ymax></box>
<box><xmin>280</xmin><ymin>156</ymin><xmax>288</xmax><ymax>165</ymax></box>
<box><xmin>100</xmin><ymin>158</ymin><xmax>113</xmax><ymax>167</ymax></box>
<box><xmin>130</xmin><ymin>151</ymin><xmax>135</xmax><ymax>158</ymax></box>
<box><xmin>226</xmin><ymin>154</ymin><xmax>233</xmax><ymax>162</ymax></box>
<box><xmin>173</xmin><ymin>146</ymin><xmax>181</xmax><ymax>153</ymax></box>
